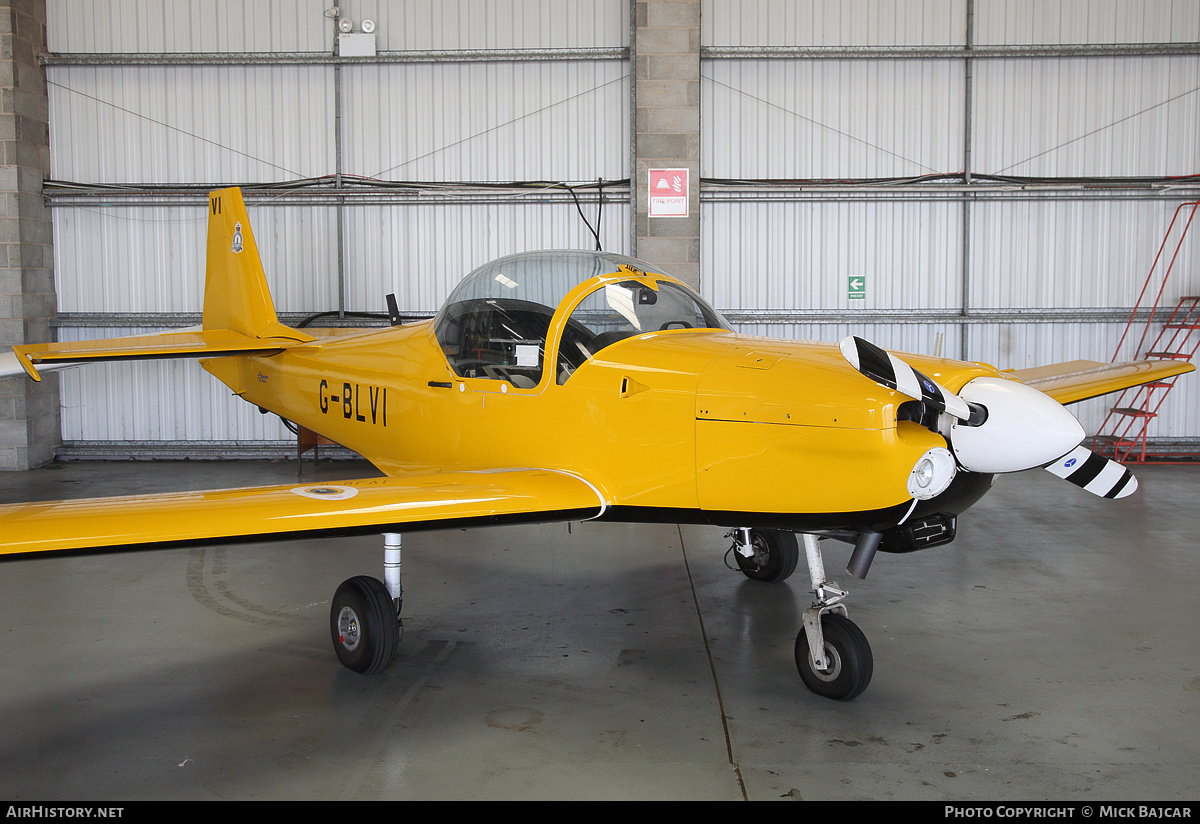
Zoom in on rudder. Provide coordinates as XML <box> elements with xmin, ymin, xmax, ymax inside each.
<box><xmin>204</xmin><ymin>188</ymin><xmax>286</xmax><ymax>338</ymax></box>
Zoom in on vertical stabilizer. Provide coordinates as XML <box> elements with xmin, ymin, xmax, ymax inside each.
<box><xmin>203</xmin><ymin>188</ymin><xmax>286</xmax><ymax>338</ymax></box>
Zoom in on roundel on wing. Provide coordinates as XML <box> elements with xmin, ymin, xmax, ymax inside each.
<box><xmin>290</xmin><ymin>485</ymin><xmax>358</xmax><ymax>500</ymax></box>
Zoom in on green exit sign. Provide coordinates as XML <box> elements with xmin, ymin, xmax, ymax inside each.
<box><xmin>848</xmin><ymin>275</ymin><xmax>866</xmax><ymax>300</ymax></box>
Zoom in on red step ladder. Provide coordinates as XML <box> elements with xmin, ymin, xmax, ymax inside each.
<box><xmin>1093</xmin><ymin>201</ymin><xmax>1200</xmax><ymax>463</ymax></box>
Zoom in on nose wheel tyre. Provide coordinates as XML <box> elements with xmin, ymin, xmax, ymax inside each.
<box><xmin>794</xmin><ymin>613</ymin><xmax>873</xmax><ymax>701</ymax></box>
<box><xmin>330</xmin><ymin>575</ymin><xmax>400</xmax><ymax>674</ymax></box>
<box><xmin>734</xmin><ymin>529</ymin><xmax>800</xmax><ymax>583</ymax></box>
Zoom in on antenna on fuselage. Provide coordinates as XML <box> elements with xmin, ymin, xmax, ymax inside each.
<box><xmin>385</xmin><ymin>294</ymin><xmax>402</xmax><ymax>326</ymax></box>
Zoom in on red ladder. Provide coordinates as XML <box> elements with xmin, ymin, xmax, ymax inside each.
<box><xmin>1093</xmin><ymin>201</ymin><xmax>1200</xmax><ymax>463</ymax></box>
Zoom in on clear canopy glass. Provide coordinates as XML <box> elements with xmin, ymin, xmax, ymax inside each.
<box><xmin>434</xmin><ymin>251</ymin><xmax>730</xmax><ymax>386</ymax></box>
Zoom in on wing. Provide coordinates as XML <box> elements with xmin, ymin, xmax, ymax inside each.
<box><xmin>0</xmin><ymin>469</ymin><xmax>606</xmax><ymax>558</ymax></box>
<box><xmin>1009</xmin><ymin>359</ymin><xmax>1195</xmax><ymax>404</ymax></box>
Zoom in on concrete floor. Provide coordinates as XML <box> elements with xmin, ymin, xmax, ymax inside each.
<box><xmin>0</xmin><ymin>459</ymin><xmax>1196</xmax><ymax>801</ymax></box>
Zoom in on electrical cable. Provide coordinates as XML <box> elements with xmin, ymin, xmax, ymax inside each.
<box><xmin>566</xmin><ymin>179</ymin><xmax>605</xmax><ymax>251</ymax></box>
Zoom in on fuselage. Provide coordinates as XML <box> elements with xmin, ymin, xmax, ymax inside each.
<box><xmin>205</xmin><ymin>312</ymin><xmax>1001</xmax><ymax>534</ymax></box>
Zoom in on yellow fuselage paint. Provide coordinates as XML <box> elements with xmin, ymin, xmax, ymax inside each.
<box><xmin>206</xmin><ymin>316</ymin><xmax>999</xmax><ymax>524</ymax></box>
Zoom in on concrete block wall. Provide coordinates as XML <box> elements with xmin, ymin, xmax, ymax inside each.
<box><xmin>0</xmin><ymin>0</ymin><xmax>58</xmax><ymax>470</ymax></box>
<box><xmin>635</xmin><ymin>0</ymin><xmax>701</xmax><ymax>289</ymax></box>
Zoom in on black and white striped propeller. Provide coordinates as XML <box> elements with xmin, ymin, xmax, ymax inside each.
<box><xmin>839</xmin><ymin>336</ymin><xmax>975</xmax><ymax>422</ymax></box>
<box><xmin>839</xmin><ymin>336</ymin><xmax>1137</xmax><ymax>500</ymax></box>
<box><xmin>1045</xmin><ymin>445</ymin><xmax>1137</xmax><ymax>499</ymax></box>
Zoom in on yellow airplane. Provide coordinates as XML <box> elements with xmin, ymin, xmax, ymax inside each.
<box><xmin>0</xmin><ymin>187</ymin><xmax>1192</xmax><ymax>700</ymax></box>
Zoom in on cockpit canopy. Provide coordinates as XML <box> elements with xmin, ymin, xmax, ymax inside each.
<box><xmin>434</xmin><ymin>251</ymin><xmax>731</xmax><ymax>387</ymax></box>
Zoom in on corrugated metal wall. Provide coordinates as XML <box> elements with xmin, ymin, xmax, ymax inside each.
<box><xmin>703</xmin><ymin>199</ymin><xmax>963</xmax><ymax>310</ymax></box>
<box><xmin>701</xmin><ymin>0</ymin><xmax>967</xmax><ymax>46</ymax></box>
<box><xmin>50</xmin><ymin>65</ymin><xmax>334</xmax><ymax>182</ymax></box>
<box><xmin>340</xmin><ymin>61</ymin><xmax>629</xmax><ymax>183</ymax></box>
<box><xmin>49</xmin><ymin>0</ymin><xmax>626</xmax><ymax>52</ymax></box>
<box><xmin>704</xmin><ymin>59</ymin><xmax>966</xmax><ymax>178</ymax></box>
<box><xmin>45</xmin><ymin>0</ymin><xmax>1200</xmax><ymax>451</ymax></box>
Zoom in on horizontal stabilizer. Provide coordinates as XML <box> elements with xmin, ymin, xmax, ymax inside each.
<box><xmin>1011</xmin><ymin>359</ymin><xmax>1195</xmax><ymax>405</ymax></box>
<box><xmin>0</xmin><ymin>469</ymin><xmax>606</xmax><ymax>558</ymax></box>
<box><xmin>9</xmin><ymin>327</ymin><xmax>312</xmax><ymax>381</ymax></box>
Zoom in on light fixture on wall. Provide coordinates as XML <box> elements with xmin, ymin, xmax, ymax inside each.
<box><xmin>336</xmin><ymin>14</ymin><xmax>378</xmax><ymax>57</ymax></box>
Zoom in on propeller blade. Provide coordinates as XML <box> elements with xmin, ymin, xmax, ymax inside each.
<box><xmin>1044</xmin><ymin>445</ymin><xmax>1138</xmax><ymax>499</ymax></box>
<box><xmin>839</xmin><ymin>336</ymin><xmax>972</xmax><ymax>420</ymax></box>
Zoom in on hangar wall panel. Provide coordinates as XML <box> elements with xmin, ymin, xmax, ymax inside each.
<box><xmin>48</xmin><ymin>0</ymin><xmax>627</xmax><ymax>52</ymax></box>
<box><xmin>49</xmin><ymin>65</ymin><xmax>334</xmax><ymax>183</ymax></box>
<box><xmin>973</xmin><ymin>0</ymin><xmax>1200</xmax><ymax>45</ymax></box>
<box><xmin>352</xmin><ymin>0</ymin><xmax>627</xmax><ymax>50</ymax></box>
<box><xmin>701</xmin><ymin>0</ymin><xmax>966</xmax><ymax>46</ymax></box>
<box><xmin>969</xmin><ymin>199</ymin><xmax>1199</xmax><ymax>312</ymax></box>
<box><xmin>54</xmin><ymin>328</ymin><xmax>290</xmax><ymax>442</ymax></box>
<box><xmin>703</xmin><ymin>195</ymin><xmax>1200</xmax><ymax>435</ymax></box>
<box><xmin>48</xmin><ymin>0</ymin><xmax>329</xmax><ymax>52</ymax></box>
<box><xmin>702</xmin><ymin>59</ymin><xmax>964</xmax><ymax>180</ymax></box>
<box><xmin>702</xmin><ymin>200</ymin><xmax>962</xmax><ymax>311</ymax></box>
<box><xmin>52</xmin><ymin>204</ymin><xmax>340</xmax><ymax>314</ymax></box>
<box><xmin>972</xmin><ymin>56</ymin><xmax>1200</xmax><ymax>178</ymax></box>
<box><xmin>55</xmin><ymin>196</ymin><xmax>627</xmax><ymax>318</ymax></box>
<box><xmin>341</xmin><ymin>61</ymin><xmax>628</xmax><ymax>182</ymax></box>
<box><xmin>702</xmin><ymin>0</ymin><xmax>1200</xmax><ymax>47</ymax></box>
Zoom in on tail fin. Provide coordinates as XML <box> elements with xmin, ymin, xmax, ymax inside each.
<box><xmin>204</xmin><ymin>188</ymin><xmax>297</xmax><ymax>339</ymax></box>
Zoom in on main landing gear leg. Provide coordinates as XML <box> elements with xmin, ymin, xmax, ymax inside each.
<box><xmin>329</xmin><ymin>532</ymin><xmax>403</xmax><ymax>674</ymax></box>
<box><xmin>794</xmin><ymin>534</ymin><xmax>873</xmax><ymax>701</ymax></box>
<box><xmin>727</xmin><ymin>527</ymin><xmax>800</xmax><ymax>583</ymax></box>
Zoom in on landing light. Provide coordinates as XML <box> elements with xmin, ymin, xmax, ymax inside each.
<box><xmin>908</xmin><ymin>448</ymin><xmax>956</xmax><ymax>500</ymax></box>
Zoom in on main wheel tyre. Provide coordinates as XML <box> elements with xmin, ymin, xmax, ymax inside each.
<box><xmin>794</xmin><ymin>613</ymin><xmax>873</xmax><ymax>701</ymax></box>
<box><xmin>330</xmin><ymin>575</ymin><xmax>400</xmax><ymax>675</ymax></box>
<box><xmin>734</xmin><ymin>529</ymin><xmax>800</xmax><ymax>583</ymax></box>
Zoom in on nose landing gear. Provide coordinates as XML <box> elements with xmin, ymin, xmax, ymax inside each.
<box><xmin>795</xmin><ymin>611</ymin><xmax>873</xmax><ymax>701</ymax></box>
<box><xmin>730</xmin><ymin>529</ymin><xmax>874</xmax><ymax>701</ymax></box>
